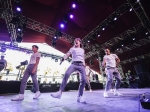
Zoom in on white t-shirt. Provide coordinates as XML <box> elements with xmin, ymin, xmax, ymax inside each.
<box><xmin>68</xmin><ymin>47</ymin><xmax>85</xmax><ymax>63</ymax></box>
<box><xmin>103</xmin><ymin>54</ymin><xmax>118</xmax><ymax>68</ymax></box>
<box><xmin>29</xmin><ymin>52</ymin><xmax>41</xmax><ymax>64</ymax></box>
<box><xmin>85</xmin><ymin>66</ymin><xmax>90</xmax><ymax>75</ymax></box>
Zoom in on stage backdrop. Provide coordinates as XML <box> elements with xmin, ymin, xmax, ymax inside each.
<box><xmin>0</xmin><ymin>43</ymin><xmax>103</xmax><ymax>83</ymax></box>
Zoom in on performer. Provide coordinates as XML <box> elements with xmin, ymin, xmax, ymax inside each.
<box><xmin>85</xmin><ymin>65</ymin><xmax>92</xmax><ymax>92</ymax></box>
<box><xmin>0</xmin><ymin>55</ymin><xmax>7</xmax><ymax>72</ymax></box>
<box><xmin>51</xmin><ymin>38</ymin><xmax>86</xmax><ymax>103</ymax></box>
<box><xmin>11</xmin><ymin>45</ymin><xmax>41</xmax><ymax>101</ymax></box>
<box><xmin>102</xmin><ymin>47</ymin><xmax>122</xmax><ymax>98</ymax></box>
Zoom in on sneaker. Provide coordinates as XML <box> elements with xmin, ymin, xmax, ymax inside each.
<box><xmin>11</xmin><ymin>94</ymin><xmax>24</xmax><ymax>101</ymax></box>
<box><xmin>51</xmin><ymin>91</ymin><xmax>62</xmax><ymax>99</ymax></box>
<box><xmin>77</xmin><ymin>96</ymin><xmax>86</xmax><ymax>103</ymax></box>
<box><xmin>33</xmin><ymin>91</ymin><xmax>41</xmax><ymax>99</ymax></box>
<box><xmin>103</xmin><ymin>92</ymin><xmax>108</xmax><ymax>98</ymax></box>
<box><xmin>89</xmin><ymin>89</ymin><xmax>92</xmax><ymax>92</ymax></box>
<box><xmin>114</xmin><ymin>91</ymin><xmax>123</xmax><ymax>96</ymax></box>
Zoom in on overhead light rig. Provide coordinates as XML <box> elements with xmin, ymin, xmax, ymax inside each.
<box><xmin>120</xmin><ymin>53</ymin><xmax>150</xmax><ymax>64</ymax></box>
<box><xmin>85</xmin><ymin>23</ymin><xmax>144</xmax><ymax>59</ymax></box>
<box><xmin>128</xmin><ymin>0</ymin><xmax>150</xmax><ymax>33</ymax></box>
<box><xmin>82</xmin><ymin>1</ymin><xmax>131</xmax><ymax>44</ymax></box>
<box><xmin>0</xmin><ymin>0</ymin><xmax>76</xmax><ymax>46</ymax></box>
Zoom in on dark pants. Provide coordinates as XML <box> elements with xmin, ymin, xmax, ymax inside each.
<box><xmin>20</xmin><ymin>64</ymin><xmax>39</xmax><ymax>94</ymax></box>
<box><xmin>60</xmin><ymin>63</ymin><xmax>86</xmax><ymax>97</ymax></box>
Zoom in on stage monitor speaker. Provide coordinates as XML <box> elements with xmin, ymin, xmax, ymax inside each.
<box><xmin>0</xmin><ymin>81</ymin><xmax>21</xmax><ymax>94</ymax></box>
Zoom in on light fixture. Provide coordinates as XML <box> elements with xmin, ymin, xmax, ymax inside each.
<box><xmin>70</xmin><ymin>14</ymin><xmax>73</xmax><ymax>19</ymax></box>
<box><xmin>114</xmin><ymin>17</ymin><xmax>117</xmax><ymax>21</ymax></box>
<box><xmin>98</xmin><ymin>34</ymin><xmax>100</xmax><ymax>37</ymax></box>
<box><xmin>121</xmin><ymin>44</ymin><xmax>124</xmax><ymax>47</ymax></box>
<box><xmin>145</xmin><ymin>32</ymin><xmax>148</xmax><ymax>35</ymax></box>
<box><xmin>60</xmin><ymin>23</ymin><xmax>64</xmax><ymax>28</ymax></box>
<box><xmin>72</xmin><ymin>3</ymin><xmax>76</xmax><ymax>8</ymax></box>
<box><xmin>102</xmin><ymin>28</ymin><xmax>105</xmax><ymax>30</ymax></box>
<box><xmin>88</xmin><ymin>40</ymin><xmax>90</xmax><ymax>43</ymax></box>
<box><xmin>129</xmin><ymin>8</ymin><xmax>132</xmax><ymax>12</ymax></box>
<box><xmin>16</xmin><ymin>7</ymin><xmax>21</xmax><ymax>12</ymax></box>
<box><xmin>132</xmin><ymin>38</ymin><xmax>135</xmax><ymax>40</ymax></box>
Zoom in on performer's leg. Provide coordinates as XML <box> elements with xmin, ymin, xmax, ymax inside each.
<box><xmin>51</xmin><ymin>64</ymin><xmax>76</xmax><ymax>99</ymax></box>
<box><xmin>114</xmin><ymin>68</ymin><xmax>122</xmax><ymax>96</ymax></box>
<box><xmin>104</xmin><ymin>68</ymin><xmax>113</xmax><ymax>97</ymax></box>
<box><xmin>77</xmin><ymin>65</ymin><xmax>86</xmax><ymax>103</ymax></box>
<box><xmin>11</xmin><ymin>66</ymin><xmax>30</xmax><ymax>101</ymax></box>
<box><xmin>30</xmin><ymin>65</ymin><xmax>41</xmax><ymax>99</ymax></box>
<box><xmin>86</xmin><ymin>75</ymin><xmax>92</xmax><ymax>91</ymax></box>
<box><xmin>60</xmin><ymin>64</ymin><xmax>76</xmax><ymax>91</ymax></box>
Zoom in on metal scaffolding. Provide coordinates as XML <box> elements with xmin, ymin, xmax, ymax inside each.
<box><xmin>116</xmin><ymin>36</ymin><xmax>150</xmax><ymax>54</ymax></box>
<box><xmin>128</xmin><ymin>0</ymin><xmax>150</xmax><ymax>33</ymax></box>
<box><xmin>85</xmin><ymin>23</ymin><xmax>144</xmax><ymax>59</ymax></box>
<box><xmin>0</xmin><ymin>0</ymin><xmax>76</xmax><ymax>44</ymax></box>
<box><xmin>120</xmin><ymin>53</ymin><xmax>150</xmax><ymax>64</ymax></box>
<box><xmin>0</xmin><ymin>0</ymin><xmax>17</xmax><ymax>41</ymax></box>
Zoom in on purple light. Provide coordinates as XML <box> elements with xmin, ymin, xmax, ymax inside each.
<box><xmin>54</xmin><ymin>36</ymin><xmax>57</xmax><ymax>39</ymax></box>
<box><xmin>70</xmin><ymin>14</ymin><xmax>73</xmax><ymax>19</ymax></box>
<box><xmin>16</xmin><ymin>7</ymin><xmax>21</xmax><ymax>12</ymax></box>
<box><xmin>60</xmin><ymin>23</ymin><xmax>64</xmax><ymax>28</ymax></box>
<box><xmin>72</xmin><ymin>3</ymin><xmax>76</xmax><ymax>8</ymax></box>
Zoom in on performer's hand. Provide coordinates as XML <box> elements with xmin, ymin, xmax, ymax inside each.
<box><xmin>32</xmin><ymin>68</ymin><xmax>36</xmax><ymax>74</ymax></box>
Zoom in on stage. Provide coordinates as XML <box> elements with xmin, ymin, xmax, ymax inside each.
<box><xmin>0</xmin><ymin>89</ymin><xmax>150</xmax><ymax>112</ymax></box>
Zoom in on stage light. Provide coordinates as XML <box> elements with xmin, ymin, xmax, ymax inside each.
<box><xmin>114</xmin><ymin>17</ymin><xmax>117</xmax><ymax>21</ymax></box>
<box><xmin>98</xmin><ymin>34</ymin><xmax>100</xmax><ymax>37</ymax></box>
<box><xmin>121</xmin><ymin>44</ymin><xmax>124</xmax><ymax>47</ymax></box>
<box><xmin>102</xmin><ymin>28</ymin><xmax>105</xmax><ymax>30</ymax></box>
<box><xmin>132</xmin><ymin>38</ymin><xmax>135</xmax><ymax>40</ymax></box>
<box><xmin>60</xmin><ymin>23</ymin><xmax>64</xmax><ymax>28</ymax></box>
<box><xmin>137</xmin><ymin>0</ymin><xmax>140</xmax><ymax>2</ymax></box>
<box><xmin>54</xmin><ymin>36</ymin><xmax>57</xmax><ymax>39</ymax></box>
<box><xmin>16</xmin><ymin>7</ymin><xmax>21</xmax><ymax>12</ymax></box>
<box><xmin>88</xmin><ymin>40</ymin><xmax>90</xmax><ymax>42</ymax></box>
<box><xmin>117</xmin><ymin>48</ymin><xmax>119</xmax><ymax>51</ymax></box>
<box><xmin>129</xmin><ymin>8</ymin><xmax>132</xmax><ymax>12</ymax></box>
<box><xmin>72</xmin><ymin>3</ymin><xmax>76</xmax><ymax>8</ymax></box>
<box><xmin>70</xmin><ymin>14</ymin><xmax>73</xmax><ymax>19</ymax></box>
<box><xmin>17</xmin><ymin>28</ymin><xmax>21</xmax><ymax>32</ymax></box>
<box><xmin>145</xmin><ymin>32</ymin><xmax>148</xmax><ymax>35</ymax></box>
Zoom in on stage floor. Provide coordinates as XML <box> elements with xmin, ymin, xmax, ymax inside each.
<box><xmin>0</xmin><ymin>89</ymin><xmax>150</xmax><ymax>112</ymax></box>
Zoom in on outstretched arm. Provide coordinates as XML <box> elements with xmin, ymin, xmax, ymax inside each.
<box><xmin>63</xmin><ymin>52</ymin><xmax>71</xmax><ymax>60</ymax></box>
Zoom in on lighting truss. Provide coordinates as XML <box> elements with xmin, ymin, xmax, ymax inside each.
<box><xmin>128</xmin><ymin>0</ymin><xmax>150</xmax><ymax>33</ymax></box>
<box><xmin>0</xmin><ymin>0</ymin><xmax>75</xmax><ymax>44</ymax></box>
<box><xmin>82</xmin><ymin>1</ymin><xmax>130</xmax><ymax>41</ymax></box>
<box><xmin>0</xmin><ymin>42</ymin><xmax>71</xmax><ymax>61</ymax></box>
<box><xmin>120</xmin><ymin>53</ymin><xmax>150</xmax><ymax>64</ymax></box>
<box><xmin>0</xmin><ymin>0</ymin><xmax>17</xmax><ymax>41</ymax></box>
<box><xmin>21</xmin><ymin>16</ymin><xmax>75</xmax><ymax>44</ymax></box>
<box><xmin>85</xmin><ymin>23</ymin><xmax>143</xmax><ymax>59</ymax></box>
<box><xmin>116</xmin><ymin>36</ymin><xmax>150</xmax><ymax>54</ymax></box>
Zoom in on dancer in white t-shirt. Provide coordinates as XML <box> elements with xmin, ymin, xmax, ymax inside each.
<box><xmin>11</xmin><ymin>45</ymin><xmax>41</xmax><ymax>101</ymax></box>
<box><xmin>102</xmin><ymin>47</ymin><xmax>122</xmax><ymax>98</ymax></box>
<box><xmin>51</xmin><ymin>38</ymin><xmax>86</xmax><ymax>103</ymax></box>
